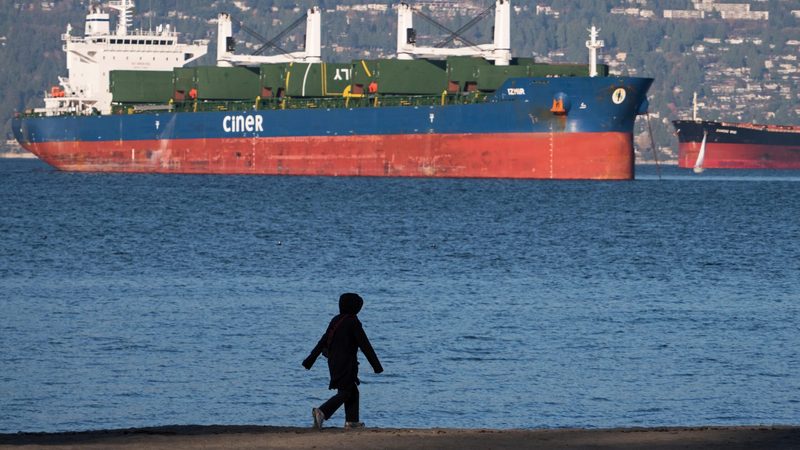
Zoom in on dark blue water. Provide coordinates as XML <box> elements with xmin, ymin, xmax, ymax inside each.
<box><xmin>2</xmin><ymin>159</ymin><xmax>799</xmax><ymax>433</ymax></box>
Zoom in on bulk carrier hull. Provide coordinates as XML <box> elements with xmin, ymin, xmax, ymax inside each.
<box><xmin>674</xmin><ymin>120</ymin><xmax>800</xmax><ymax>170</ymax></box>
<box><xmin>14</xmin><ymin>76</ymin><xmax>652</xmax><ymax>179</ymax></box>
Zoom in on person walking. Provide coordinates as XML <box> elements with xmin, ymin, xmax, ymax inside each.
<box><xmin>302</xmin><ymin>293</ymin><xmax>383</xmax><ymax>430</ymax></box>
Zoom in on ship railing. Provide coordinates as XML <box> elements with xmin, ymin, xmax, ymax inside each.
<box><xmin>243</xmin><ymin>92</ymin><xmax>490</xmax><ymax>111</ymax></box>
<box><xmin>112</xmin><ymin>92</ymin><xmax>491</xmax><ymax>115</ymax></box>
<box><xmin>62</xmin><ymin>34</ymin><xmax>84</xmax><ymax>43</ymax></box>
<box><xmin>125</xmin><ymin>29</ymin><xmax>179</xmax><ymax>37</ymax></box>
<box><xmin>721</xmin><ymin>121</ymin><xmax>800</xmax><ymax>134</ymax></box>
<box><xmin>133</xmin><ymin>104</ymin><xmax>174</xmax><ymax>113</ymax></box>
<box><xmin>23</xmin><ymin>108</ymin><xmax>88</xmax><ymax>118</ymax></box>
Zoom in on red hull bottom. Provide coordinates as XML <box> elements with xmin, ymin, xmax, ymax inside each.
<box><xmin>678</xmin><ymin>142</ymin><xmax>800</xmax><ymax>170</ymax></box>
<box><xmin>24</xmin><ymin>132</ymin><xmax>634</xmax><ymax>180</ymax></box>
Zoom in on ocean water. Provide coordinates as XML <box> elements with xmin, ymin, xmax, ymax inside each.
<box><xmin>1</xmin><ymin>159</ymin><xmax>799</xmax><ymax>433</ymax></box>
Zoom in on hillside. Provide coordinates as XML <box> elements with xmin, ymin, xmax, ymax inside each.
<box><xmin>2</xmin><ymin>0</ymin><xmax>800</xmax><ymax>159</ymax></box>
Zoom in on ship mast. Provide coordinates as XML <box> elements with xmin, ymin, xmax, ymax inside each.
<box><xmin>586</xmin><ymin>26</ymin><xmax>604</xmax><ymax>77</ymax></box>
<box><xmin>107</xmin><ymin>0</ymin><xmax>134</xmax><ymax>36</ymax></box>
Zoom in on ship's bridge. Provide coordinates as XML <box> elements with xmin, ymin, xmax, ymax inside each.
<box><xmin>43</xmin><ymin>0</ymin><xmax>208</xmax><ymax>116</ymax></box>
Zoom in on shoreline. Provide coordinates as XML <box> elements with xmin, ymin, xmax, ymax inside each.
<box><xmin>2</xmin><ymin>425</ymin><xmax>799</xmax><ymax>449</ymax></box>
<box><xmin>0</xmin><ymin>152</ymin><xmax>36</xmax><ymax>159</ymax></box>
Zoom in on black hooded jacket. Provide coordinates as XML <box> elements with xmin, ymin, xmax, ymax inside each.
<box><xmin>303</xmin><ymin>293</ymin><xmax>383</xmax><ymax>389</ymax></box>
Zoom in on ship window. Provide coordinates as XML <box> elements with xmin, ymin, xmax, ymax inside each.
<box><xmin>124</xmin><ymin>39</ymin><xmax>130</xmax><ymax>44</ymax></box>
<box><xmin>160</xmin><ymin>40</ymin><xmax>166</xmax><ymax>45</ymax></box>
<box><xmin>146</xmin><ymin>40</ymin><xmax>152</xmax><ymax>45</ymax></box>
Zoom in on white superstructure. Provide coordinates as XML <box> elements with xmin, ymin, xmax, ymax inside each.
<box><xmin>40</xmin><ymin>1</ymin><xmax>208</xmax><ymax>116</ymax></box>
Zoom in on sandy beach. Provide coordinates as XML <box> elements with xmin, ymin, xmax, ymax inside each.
<box><xmin>2</xmin><ymin>425</ymin><xmax>799</xmax><ymax>449</ymax></box>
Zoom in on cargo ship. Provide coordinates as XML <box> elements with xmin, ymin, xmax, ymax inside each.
<box><xmin>13</xmin><ymin>1</ymin><xmax>653</xmax><ymax>179</ymax></box>
<box><xmin>674</xmin><ymin>94</ymin><xmax>800</xmax><ymax>171</ymax></box>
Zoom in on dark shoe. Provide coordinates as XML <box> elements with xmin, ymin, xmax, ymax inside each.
<box><xmin>344</xmin><ymin>421</ymin><xmax>365</xmax><ymax>429</ymax></box>
<box><xmin>312</xmin><ymin>408</ymin><xmax>325</xmax><ymax>430</ymax></box>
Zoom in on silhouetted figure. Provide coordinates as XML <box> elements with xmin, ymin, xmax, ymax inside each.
<box><xmin>302</xmin><ymin>293</ymin><xmax>383</xmax><ymax>430</ymax></box>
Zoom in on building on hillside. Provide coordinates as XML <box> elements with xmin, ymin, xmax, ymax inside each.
<box><xmin>535</xmin><ymin>5</ymin><xmax>559</xmax><ymax>17</ymax></box>
<box><xmin>664</xmin><ymin>10</ymin><xmax>705</xmax><ymax>19</ymax></box>
<box><xmin>611</xmin><ymin>7</ymin><xmax>655</xmax><ymax>18</ymax></box>
<box><xmin>721</xmin><ymin>10</ymin><xmax>768</xmax><ymax>20</ymax></box>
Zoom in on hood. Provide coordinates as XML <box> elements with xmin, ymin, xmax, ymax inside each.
<box><xmin>339</xmin><ymin>293</ymin><xmax>363</xmax><ymax>315</ymax></box>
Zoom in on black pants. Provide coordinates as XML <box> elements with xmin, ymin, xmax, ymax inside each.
<box><xmin>319</xmin><ymin>383</ymin><xmax>359</xmax><ymax>422</ymax></box>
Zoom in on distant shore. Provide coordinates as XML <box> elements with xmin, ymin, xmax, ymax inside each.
<box><xmin>1</xmin><ymin>425</ymin><xmax>798</xmax><ymax>449</ymax></box>
<box><xmin>0</xmin><ymin>152</ymin><xmax>36</xmax><ymax>159</ymax></box>
<box><xmin>638</xmin><ymin>159</ymin><xmax>678</xmax><ymax>165</ymax></box>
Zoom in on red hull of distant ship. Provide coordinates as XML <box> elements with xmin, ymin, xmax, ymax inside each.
<box><xmin>678</xmin><ymin>142</ymin><xmax>800</xmax><ymax>169</ymax></box>
<box><xmin>674</xmin><ymin>120</ymin><xmax>800</xmax><ymax>170</ymax></box>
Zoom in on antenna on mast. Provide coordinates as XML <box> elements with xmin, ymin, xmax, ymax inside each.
<box><xmin>108</xmin><ymin>0</ymin><xmax>135</xmax><ymax>35</ymax></box>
